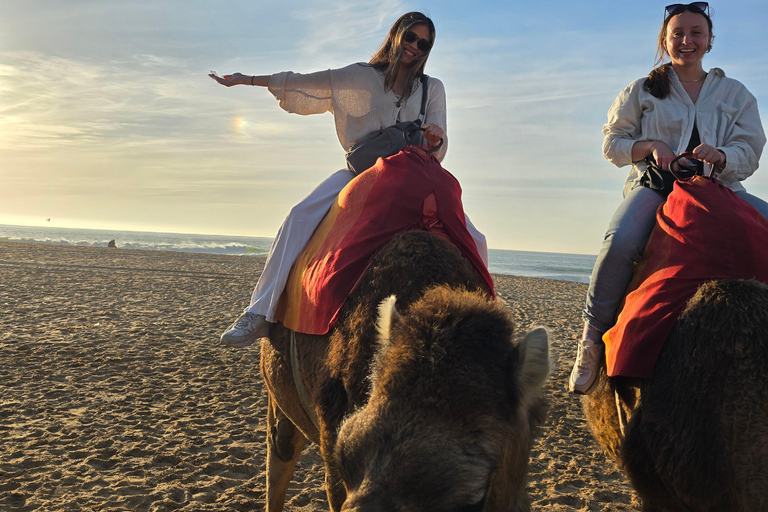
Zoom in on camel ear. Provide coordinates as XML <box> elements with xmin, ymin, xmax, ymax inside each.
<box><xmin>517</xmin><ymin>326</ymin><xmax>550</xmax><ymax>407</ymax></box>
<box><xmin>376</xmin><ymin>295</ymin><xmax>399</xmax><ymax>349</ymax></box>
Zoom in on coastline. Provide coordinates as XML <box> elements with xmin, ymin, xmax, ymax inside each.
<box><xmin>0</xmin><ymin>241</ymin><xmax>638</xmax><ymax>511</ymax></box>
<box><xmin>0</xmin><ymin>225</ymin><xmax>596</xmax><ymax>284</ymax></box>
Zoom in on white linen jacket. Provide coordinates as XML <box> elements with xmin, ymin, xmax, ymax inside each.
<box><xmin>268</xmin><ymin>63</ymin><xmax>448</xmax><ymax>162</ymax></box>
<box><xmin>603</xmin><ymin>67</ymin><xmax>766</xmax><ymax>194</ymax></box>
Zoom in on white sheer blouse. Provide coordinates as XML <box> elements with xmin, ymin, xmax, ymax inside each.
<box><xmin>268</xmin><ymin>63</ymin><xmax>448</xmax><ymax>162</ymax></box>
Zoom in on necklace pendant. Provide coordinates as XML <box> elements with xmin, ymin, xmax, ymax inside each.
<box><xmin>680</xmin><ymin>73</ymin><xmax>707</xmax><ymax>83</ymax></box>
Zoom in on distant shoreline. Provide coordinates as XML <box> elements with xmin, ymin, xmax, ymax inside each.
<box><xmin>0</xmin><ymin>225</ymin><xmax>596</xmax><ymax>283</ymax></box>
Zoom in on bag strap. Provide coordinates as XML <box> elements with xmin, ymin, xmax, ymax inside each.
<box><xmin>420</xmin><ymin>75</ymin><xmax>429</xmax><ymax>120</ymax></box>
<box><xmin>419</xmin><ymin>75</ymin><xmax>443</xmax><ymax>154</ymax></box>
<box><xmin>670</xmin><ymin>152</ymin><xmax>707</xmax><ymax>181</ymax></box>
<box><xmin>412</xmin><ymin>75</ymin><xmax>442</xmax><ymax>154</ymax></box>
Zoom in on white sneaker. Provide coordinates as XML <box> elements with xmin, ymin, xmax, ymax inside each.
<box><xmin>220</xmin><ymin>312</ymin><xmax>271</xmax><ymax>348</ymax></box>
<box><xmin>568</xmin><ymin>339</ymin><xmax>603</xmax><ymax>395</ymax></box>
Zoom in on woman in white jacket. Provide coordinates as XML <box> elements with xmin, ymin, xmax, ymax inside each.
<box><xmin>210</xmin><ymin>12</ymin><xmax>488</xmax><ymax>347</ymax></box>
<box><xmin>569</xmin><ymin>2</ymin><xmax>768</xmax><ymax>394</ymax></box>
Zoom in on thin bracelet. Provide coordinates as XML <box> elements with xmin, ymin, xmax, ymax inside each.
<box><xmin>251</xmin><ymin>75</ymin><xmax>255</xmax><ymax>86</ymax></box>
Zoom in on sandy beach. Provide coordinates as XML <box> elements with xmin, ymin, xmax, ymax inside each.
<box><xmin>0</xmin><ymin>241</ymin><xmax>640</xmax><ymax>511</ymax></box>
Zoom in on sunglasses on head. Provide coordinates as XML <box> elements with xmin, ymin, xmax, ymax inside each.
<box><xmin>403</xmin><ymin>30</ymin><xmax>432</xmax><ymax>53</ymax></box>
<box><xmin>665</xmin><ymin>2</ymin><xmax>709</xmax><ymax>17</ymax></box>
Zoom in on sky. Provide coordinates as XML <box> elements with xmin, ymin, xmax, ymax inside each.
<box><xmin>2</xmin><ymin>0</ymin><xmax>768</xmax><ymax>255</ymax></box>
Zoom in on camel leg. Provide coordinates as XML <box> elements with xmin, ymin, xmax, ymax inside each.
<box><xmin>622</xmin><ymin>410</ymin><xmax>685</xmax><ymax>512</ymax></box>
<box><xmin>582</xmin><ymin>373</ymin><xmax>624</xmax><ymax>463</ymax></box>
<box><xmin>324</xmin><ymin>461</ymin><xmax>347</xmax><ymax>512</ymax></box>
<box><xmin>265</xmin><ymin>396</ymin><xmax>307</xmax><ymax>512</ymax></box>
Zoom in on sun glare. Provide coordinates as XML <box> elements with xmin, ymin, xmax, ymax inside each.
<box><xmin>233</xmin><ymin>117</ymin><xmax>248</xmax><ymax>133</ymax></box>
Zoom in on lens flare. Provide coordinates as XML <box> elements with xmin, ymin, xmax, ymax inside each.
<box><xmin>233</xmin><ymin>117</ymin><xmax>248</xmax><ymax>133</ymax></box>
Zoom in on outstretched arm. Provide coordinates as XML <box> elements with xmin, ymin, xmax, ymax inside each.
<box><xmin>212</xmin><ymin>69</ymin><xmax>334</xmax><ymax>116</ymax></box>
<box><xmin>209</xmin><ymin>72</ymin><xmax>270</xmax><ymax>87</ymax></box>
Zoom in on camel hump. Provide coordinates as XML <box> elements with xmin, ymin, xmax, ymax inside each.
<box><xmin>519</xmin><ymin>327</ymin><xmax>550</xmax><ymax>407</ymax></box>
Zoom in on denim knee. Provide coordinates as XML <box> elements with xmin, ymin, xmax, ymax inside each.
<box><xmin>600</xmin><ymin>224</ymin><xmax>648</xmax><ymax>266</ymax></box>
<box><xmin>583</xmin><ymin>184</ymin><xmax>664</xmax><ymax>331</ymax></box>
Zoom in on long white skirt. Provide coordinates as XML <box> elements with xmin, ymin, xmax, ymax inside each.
<box><xmin>246</xmin><ymin>169</ymin><xmax>489</xmax><ymax>322</ymax></box>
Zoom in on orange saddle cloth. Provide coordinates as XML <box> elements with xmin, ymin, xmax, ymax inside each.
<box><xmin>604</xmin><ymin>177</ymin><xmax>768</xmax><ymax>378</ymax></box>
<box><xmin>275</xmin><ymin>147</ymin><xmax>494</xmax><ymax>335</ymax></box>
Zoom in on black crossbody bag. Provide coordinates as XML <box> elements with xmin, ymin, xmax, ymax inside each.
<box><xmin>345</xmin><ymin>75</ymin><xmax>443</xmax><ymax>175</ymax></box>
<box><xmin>641</xmin><ymin>151</ymin><xmax>723</xmax><ymax>197</ymax></box>
<box><xmin>639</xmin><ymin>125</ymin><xmax>718</xmax><ymax>197</ymax></box>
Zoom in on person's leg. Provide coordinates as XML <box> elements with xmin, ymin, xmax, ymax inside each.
<box><xmin>735</xmin><ymin>190</ymin><xmax>768</xmax><ymax>221</ymax></box>
<box><xmin>464</xmin><ymin>214</ymin><xmax>489</xmax><ymax>267</ymax></box>
<box><xmin>570</xmin><ymin>184</ymin><xmax>665</xmax><ymax>394</ymax></box>
<box><xmin>221</xmin><ymin>170</ymin><xmax>354</xmax><ymax>347</ymax></box>
<box><xmin>248</xmin><ymin>169</ymin><xmax>354</xmax><ymax>320</ymax></box>
<box><xmin>584</xmin><ymin>184</ymin><xmax>666</xmax><ymax>332</ymax></box>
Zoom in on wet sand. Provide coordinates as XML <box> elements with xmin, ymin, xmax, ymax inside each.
<box><xmin>0</xmin><ymin>241</ymin><xmax>639</xmax><ymax>511</ymax></box>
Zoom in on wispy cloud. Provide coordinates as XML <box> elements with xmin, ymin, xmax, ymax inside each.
<box><xmin>0</xmin><ymin>50</ymin><xmax>254</xmax><ymax>151</ymax></box>
<box><xmin>2</xmin><ymin>0</ymin><xmax>768</xmax><ymax>252</ymax></box>
<box><xmin>291</xmin><ymin>0</ymin><xmax>407</xmax><ymax>64</ymax></box>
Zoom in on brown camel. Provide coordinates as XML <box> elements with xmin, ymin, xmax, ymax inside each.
<box><xmin>260</xmin><ymin>230</ymin><xmax>551</xmax><ymax>512</ymax></box>
<box><xmin>583</xmin><ymin>279</ymin><xmax>768</xmax><ymax>512</ymax></box>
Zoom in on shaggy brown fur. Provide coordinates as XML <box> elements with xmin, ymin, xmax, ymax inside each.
<box><xmin>260</xmin><ymin>230</ymin><xmax>550</xmax><ymax>512</ymax></box>
<box><xmin>584</xmin><ymin>279</ymin><xmax>768</xmax><ymax>512</ymax></box>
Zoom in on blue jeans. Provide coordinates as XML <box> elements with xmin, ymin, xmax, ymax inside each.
<box><xmin>583</xmin><ymin>182</ymin><xmax>768</xmax><ymax>333</ymax></box>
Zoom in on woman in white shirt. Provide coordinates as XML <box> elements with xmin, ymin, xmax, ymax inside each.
<box><xmin>210</xmin><ymin>12</ymin><xmax>488</xmax><ymax>347</ymax></box>
<box><xmin>569</xmin><ymin>2</ymin><xmax>768</xmax><ymax>394</ymax></box>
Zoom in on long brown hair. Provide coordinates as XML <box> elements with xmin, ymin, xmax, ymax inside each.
<box><xmin>369</xmin><ymin>12</ymin><xmax>435</xmax><ymax>100</ymax></box>
<box><xmin>644</xmin><ymin>6</ymin><xmax>714</xmax><ymax>99</ymax></box>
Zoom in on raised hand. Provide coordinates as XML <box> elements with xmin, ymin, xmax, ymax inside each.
<box><xmin>209</xmin><ymin>71</ymin><xmax>248</xmax><ymax>87</ymax></box>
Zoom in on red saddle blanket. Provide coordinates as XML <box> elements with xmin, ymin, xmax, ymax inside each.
<box><xmin>275</xmin><ymin>147</ymin><xmax>495</xmax><ymax>335</ymax></box>
<box><xmin>604</xmin><ymin>177</ymin><xmax>768</xmax><ymax>378</ymax></box>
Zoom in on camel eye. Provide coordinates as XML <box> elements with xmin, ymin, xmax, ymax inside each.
<box><xmin>455</xmin><ymin>497</ymin><xmax>486</xmax><ymax>512</ymax></box>
<box><xmin>452</xmin><ymin>483</ymin><xmax>488</xmax><ymax>512</ymax></box>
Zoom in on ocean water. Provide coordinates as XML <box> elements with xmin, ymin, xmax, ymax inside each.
<box><xmin>0</xmin><ymin>225</ymin><xmax>595</xmax><ymax>283</ymax></box>
<box><xmin>487</xmin><ymin>249</ymin><xmax>596</xmax><ymax>283</ymax></box>
<box><xmin>0</xmin><ymin>224</ymin><xmax>274</xmax><ymax>256</ymax></box>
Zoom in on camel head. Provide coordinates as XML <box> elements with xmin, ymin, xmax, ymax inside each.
<box><xmin>334</xmin><ymin>286</ymin><xmax>550</xmax><ymax>512</ymax></box>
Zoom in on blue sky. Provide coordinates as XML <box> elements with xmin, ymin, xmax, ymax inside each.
<box><xmin>2</xmin><ymin>0</ymin><xmax>767</xmax><ymax>254</ymax></box>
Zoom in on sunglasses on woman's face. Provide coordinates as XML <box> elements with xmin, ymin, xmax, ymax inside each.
<box><xmin>403</xmin><ymin>30</ymin><xmax>432</xmax><ymax>53</ymax></box>
<box><xmin>665</xmin><ymin>2</ymin><xmax>709</xmax><ymax>17</ymax></box>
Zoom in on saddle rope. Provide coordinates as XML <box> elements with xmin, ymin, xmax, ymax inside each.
<box><xmin>614</xmin><ymin>389</ymin><xmax>628</xmax><ymax>437</ymax></box>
